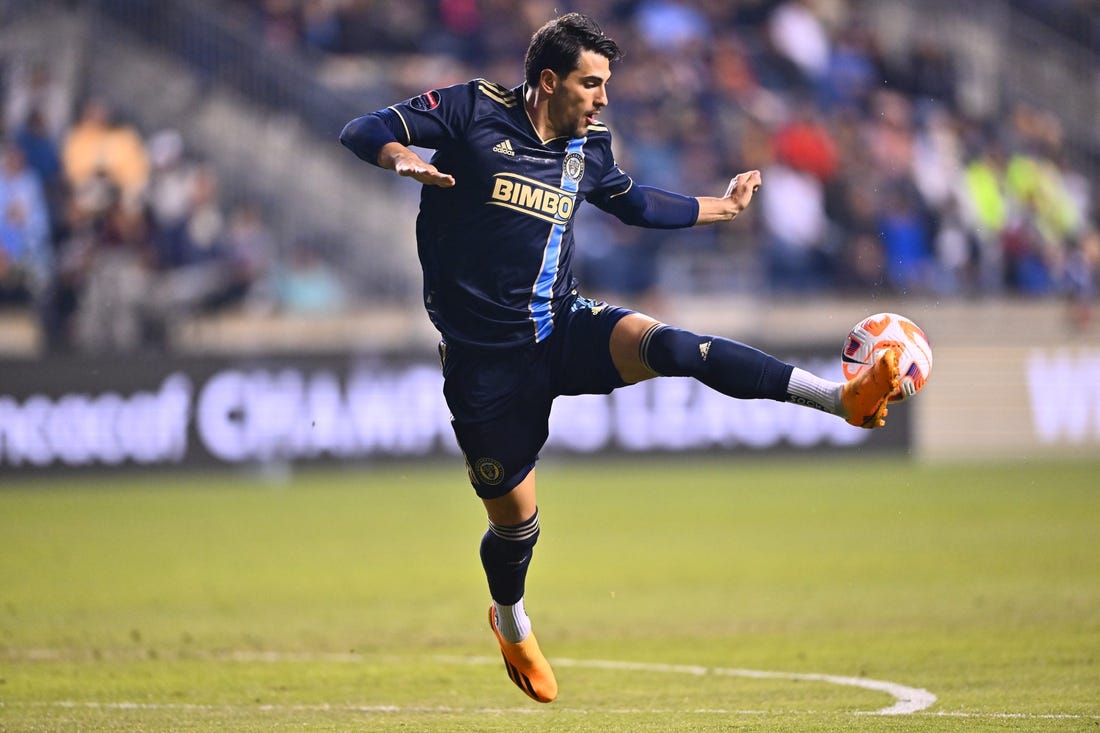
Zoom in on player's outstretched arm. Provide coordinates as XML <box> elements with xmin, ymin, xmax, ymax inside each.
<box><xmin>590</xmin><ymin>168</ymin><xmax>759</xmax><ymax>230</ymax></box>
<box><xmin>378</xmin><ymin>142</ymin><xmax>455</xmax><ymax>188</ymax></box>
<box><xmin>694</xmin><ymin>170</ymin><xmax>761</xmax><ymax>225</ymax></box>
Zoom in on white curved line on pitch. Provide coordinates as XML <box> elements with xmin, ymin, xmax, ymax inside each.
<box><xmin>443</xmin><ymin>655</ymin><xmax>937</xmax><ymax>715</ymax></box>
<box><xmin>4</xmin><ymin>648</ymin><xmax>936</xmax><ymax>715</ymax></box>
<box><xmin>11</xmin><ymin>701</ymin><xmax>1100</xmax><ymax>720</ymax></box>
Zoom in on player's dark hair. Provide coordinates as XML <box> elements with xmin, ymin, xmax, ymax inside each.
<box><xmin>524</xmin><ymin>13</ymin><xmax>622</xmax><ymax>88</ymax></box>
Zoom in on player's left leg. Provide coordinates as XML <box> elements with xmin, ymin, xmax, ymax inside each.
<box><xmin>480</xmin><ymin>469</ymin><xmax>539</xmax><ymax>646</ymax></box>
<box><xmin>609</xmin><ymin>313</ymin><xmax>898</xmax><ymax>428</ymax></box>
<box><xmin>481</xmin><ymin>470</ymin><xmax>557</xmax><ymax>703</ymax></box>
<box><xmin>439</xmin><ymin>340</ymin><xmax>558</xmax><ymax>702</ymax></box>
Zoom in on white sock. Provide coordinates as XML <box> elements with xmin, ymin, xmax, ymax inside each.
<box><xmin>786</xmin><ymin>367</ymin><xmax>843</xmax><ymax>416</ymax></box>
<box><xmin>494</xmin><ymin>597</ymin><xmax>531</xmax><ymax>643</ymax></box>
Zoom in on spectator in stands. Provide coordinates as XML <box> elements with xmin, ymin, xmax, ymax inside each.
<box><xmin>178</xmin><ymin>164</ymin><xmax>225</xmax><ymax>265</ymax></box>
<box><xmin>710</xmin><ymin>33</ymin><xmax>762</xmax><ymax>108</ymax></box>
<box><xmin>3</xmin><ymin>60</ymin><xmax>69</xmax><ymax>143</ymax></box>
<box><xmin>820</xmin><ymin>23</ymin><xmax>881</xmax><ymax>112</ymax></box>
<box><xmin>146</xmin><ymin>128</ymin><xmax>198</xmax><ymax>270</ymax></box>
<box><xmin>60</xmin><ymin>173</ymin><xmax>155</xmax><ymax>353</ymax></box>
<box><xmin>277</xmin><ymin>241</ymin><xmax>345</xmax><ymax>314</ymax></box>
<box><xmin>13</xmin><ymin>108</ymin><xmax>64</xmax><ymax>239</ymax></box>
<box><xmin>145</xmin><ymin>164</ymin><xmax>267</xmax><ymax>340</ymax></box>
<box><xmin>1004</xmin><ymin>107</ymin><xmax>1084</xmax><ymax>252</ymax></box>
<box><xmin>911</xmin><ymin>106</ymin><xmax>964</xmax><ymax>219</ymax></box>
<box><xmin>1001</xmin><ymin>193</ymin><xmax>1057</xmax><ymax>295</ymax></box>
<box><xmin>896</xmin><ymin>37</ymin><xmax>958</xmax><ymax>108</ymax></box>
<box><xmin>960</xmin><ymin>138</ymin><xmax>1011</xmax><ymax>292</ymax></box>
<box><xmin>634</xmin><ymin>0</ymin><xmax>711</xmax><ymax>52</ymax></box>
<box><xmin>255</xmin><ymin>0</ymin><xmax>302</xmax><ymax>51</ymax></box>
<box><xmin>62</xmin><ymin>97</ymin><xmax>149</xmax><ymax>215</ymax></box>
<box><xmin>930</xmin><ymin>198</ymin><xmax>979</xmax><ymax>295</ymax></box>
<box><xmin>759</xmin><ymin>157</ymin><xmax>833</xmax><ymax>292</ymax></box>
<box><xmin>0</xmin><ymin>142</ymin><xmax>52</xmax><ymax>306</ymax></box>
<box><xmin>877</xmin><ymin>180</ymin><xmax>935</xmax><ymax>293</ymax></box>
<box><xmin>766</xmin><ymin>0</ymin><xmax>832</xmax><ymax>91</ymax></box>
<box><xmin>1065</xmin><ymin>229</ymin><xmax>1099</xmax><ymax>331</ymax></box>
<box><xmin>772</xmin><ymin>102</ymin><xmax>839</xmax><ymax>183</ymax></box>
<box><xmin>220</xmin><ymin>200</ymin><xmax>276</xmax><ymax>311</ymax></box>
<box><xmin>759</xmin><ymin>103</ymin><xmax>837</xmax><ymax>292</ymax></box>
<box><xmin>300</xmin><ymin>0</ymin><xmax>341</xmax><ymax>54</ymax></box>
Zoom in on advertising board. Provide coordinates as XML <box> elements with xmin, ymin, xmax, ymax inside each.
<box><xmin>0</xmin><ymin>349</ymin><xmax>909</xmax><ymax>473</ymax></box>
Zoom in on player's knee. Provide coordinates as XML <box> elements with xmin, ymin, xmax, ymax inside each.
<box><xmin>640</xmin><ymin>325</ymin><xmax>707</xmax><ymax>377</ymax></box>
<box><xmin>481</xmin><ymin>509</ymin><xmax>540</xmax><ymax>563</ymax></box>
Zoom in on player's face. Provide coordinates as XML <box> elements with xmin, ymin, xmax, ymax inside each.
<box><xmin>547</xmin><ymin>50</ymin><xmax>610</xmax><ymax>139</ymax></box>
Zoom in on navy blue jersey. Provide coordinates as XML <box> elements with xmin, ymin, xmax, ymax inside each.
<box><xmin>380</xmin><ymin>79</ymin><xmax>643</xmax><ymax>348</ymax></box>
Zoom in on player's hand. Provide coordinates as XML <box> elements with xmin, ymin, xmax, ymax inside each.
<box><xmin>393</xmin><ymin>151</ymin><xmax>456</xmax><ymax>188</ymax></box>
<box><xmin>722</xmin><ymin>170</ymin><xmax>761</xmax><ymax>215</ymax></box>
<box><xmin>695</xmin><ymin>169</ymin><xmax>761</xmax><ymax>225</ymax></box>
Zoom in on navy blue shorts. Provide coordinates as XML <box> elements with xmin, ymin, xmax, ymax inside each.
<box><xmin>440</xmin><ymin>295</ymin><xmax>634</xmax><ymax>499</ymax></box>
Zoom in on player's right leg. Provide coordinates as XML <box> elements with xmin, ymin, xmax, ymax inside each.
<box><xmin>608</xmin><ymin>313</ymin><xmax>899</xmax><ymax>428</ymax></box>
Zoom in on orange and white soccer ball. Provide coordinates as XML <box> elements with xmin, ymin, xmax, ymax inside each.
<box><xmin>842</xmin><ymin>312</ymin><xmax>933</xmax><ymax>402</ymax></box>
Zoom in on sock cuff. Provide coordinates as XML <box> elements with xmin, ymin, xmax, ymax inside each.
<box><xmin>488</xmin><ymin>508</ymin><xmax>540</xmax><ymax>542</ymax></box>
<box><xmin>786</xmin><ymin>367</ymin><xmax>842</xmax><ymax>415</ymax></box>
<box><xmin>638</xmin><ymin>323</ymin><xmax>669</xmax><ymax>375</ymax></box>
<box><xmin>494</xmin><ymin>597</ymin><xmax>531</xmax><ymax>643</ymax></box>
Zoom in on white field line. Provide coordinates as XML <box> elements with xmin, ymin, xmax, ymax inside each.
<box><xmin>6</xmin><ymin>700</ymin><xmax>1100</xmax><ymax>721</ymax></box>
<box><xmin>448</xmin><ymin>655</ymin><xmax>936</xmax><ymax>716</ymax></box>
<box><xmin>6</xmin><ymin>648</ymin><xmax>933</xmax><ymax>713</ymax></box>
<box><xmin>6</xmin><ymin>648</ymin><xmax>1097</xmax><ymax>720</ymax></box>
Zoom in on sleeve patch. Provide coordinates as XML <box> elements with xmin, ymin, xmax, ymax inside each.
<box><xmin>409</xmin><ymin>90</ymin><xmax>441</xmax><ymax>111</ymax></box>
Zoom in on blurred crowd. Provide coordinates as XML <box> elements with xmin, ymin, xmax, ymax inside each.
<box><xmin>1</xmin><ymin>66</ymin><xmax>347</xmax><ymax>353</ymax></box>
<box><xmin>233</xmin><ymin>0</ymin><xmax>1099</xmax><ymax>324</ymax></box>
<box><xmin>3</xmin><ymin>0</ymin><xmax>1098</xmax><ymax>356</ymax></box>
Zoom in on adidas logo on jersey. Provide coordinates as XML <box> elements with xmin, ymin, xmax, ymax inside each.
<box><xmin>492</xmin><ymin>139</ymin><xmax>515</xmax><ymax>156</ymax></box>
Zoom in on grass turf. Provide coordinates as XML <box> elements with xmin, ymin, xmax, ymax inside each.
<box><xmin>1</xmin><ymin>456</ymin><xmax>1098</xmax><ymax>731</ymax></box>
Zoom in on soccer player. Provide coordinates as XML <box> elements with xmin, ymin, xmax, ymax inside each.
<box><xmin>340</xmin><ymin>13</ymin><xmax>899</xmax><ymax>704</ymax></box>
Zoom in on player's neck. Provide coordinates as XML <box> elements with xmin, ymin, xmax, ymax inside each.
<box><xmin>523</xmin><ymin>86</ymin><xmax>556</xmax><ymax>143</ymax></box>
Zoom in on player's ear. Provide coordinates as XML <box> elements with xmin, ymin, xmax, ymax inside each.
<box><xmin>538</xmin><ymin>68</ymin><xmax>558</xmax><ymax>95</ymax></box>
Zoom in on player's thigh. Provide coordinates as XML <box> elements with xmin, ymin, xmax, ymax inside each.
<box><xmin>450</xmin><ymin>406</ymin><xmax>547</xmax><ymax>500</ymax></box>
<box><xmin>554</xmin><ymin>297</ymin><xmax>651</xmax><ymax>394</ymax></box>
<box><xmin>610</xmin><ymin>312</ymin><xmax>663</xmax><ymax>385</ymax></box>
<box><xmin>440</xmin><ymin>341</ymin><xmax>554</xmax><ymax>501</ymax></box>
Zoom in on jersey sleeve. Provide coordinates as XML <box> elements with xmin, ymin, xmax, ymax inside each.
<box><xmin>587</xmin><ymin>144</ymin><xmax>699</xmax><ymax>229</ymax></box>
<box><xmin>340</xmin><ymin>80</ymin><xmax>478</xmax><ymax>165</ymax></box>
<box><xmin>384</xmin><ymin>81</ymin><xmax>478</xmax><ymax>150</ymax></box>
<box><xmin>585</xmin><ymin>144</ymin><xmax>635</xmax><ymax>207</ymax></box>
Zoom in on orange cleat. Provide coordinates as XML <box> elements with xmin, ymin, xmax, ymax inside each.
<box><xmin>488</xmin><ymin>605</ymin><xmax>558</xmax><ymax>703</ymax></box>
<box><xmin>841</xmin><ymin>348</ymin><xmax>901</xmax><ymax>428</ymax></box>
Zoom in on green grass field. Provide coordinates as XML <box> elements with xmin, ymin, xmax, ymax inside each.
<box><xmin>1</xmin><ymin>456</ymin><xmax>1098</xmax><ymax>731</ymax></box>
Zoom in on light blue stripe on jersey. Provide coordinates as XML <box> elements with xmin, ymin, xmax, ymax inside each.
<box><xmin>531</xmin><ymin>137</ymin><xmax>586</xmax><ymax>342</ymax></box>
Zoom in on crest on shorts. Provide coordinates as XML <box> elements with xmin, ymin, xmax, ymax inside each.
<box><xmin>563</xmin><ymin>152</ymin><xmax>584</xmax><ymax>184</ymax></box>
<box><xmin>474</xmin><ymin>457</ymin><xmax>505</xmax><ymax>486</ymax></box>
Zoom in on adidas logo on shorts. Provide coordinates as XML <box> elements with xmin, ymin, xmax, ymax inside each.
<box><xmin>493</xmin><ymin>139</ymin><xmax>516</xmax><ymax>156</ymax></box>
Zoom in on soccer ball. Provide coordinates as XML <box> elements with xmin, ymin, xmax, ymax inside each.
<box><xmin>842</xmin><ymin>312</ymin><xmax>933</xmax><ymax>402</ymax></box>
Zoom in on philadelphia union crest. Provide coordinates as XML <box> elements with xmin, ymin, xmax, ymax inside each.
<box><xmin>474</xmin><ymin>457</ymin><xmax>505</xmax><ymax>486</ymax></box>
<box><xmin>563</xmin><ymin>152</ymin><xmax>584</xmax><ymax>184</ymax></box>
